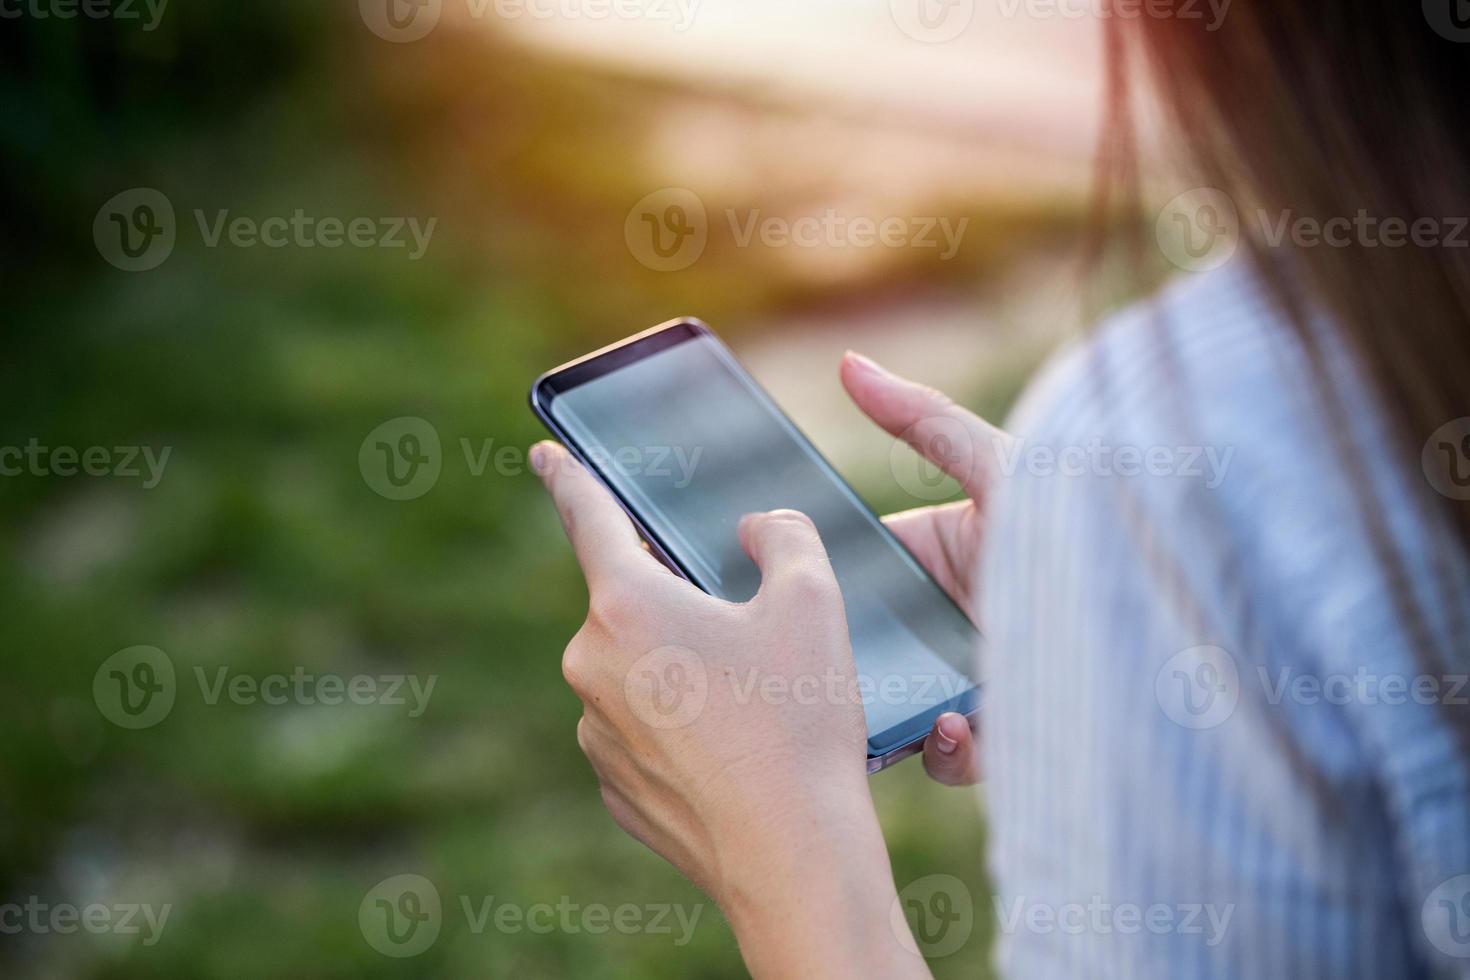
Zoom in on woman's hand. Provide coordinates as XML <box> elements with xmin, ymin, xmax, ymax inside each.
<box><xmin>531</xmin><ymin>442</ymin><xmax>929</xmax><ymax>979</ymax></box>
<box><xmin>840</xmin><ymin>351</ymin><xmax>1013</xmax><ymax>787</ymax></box>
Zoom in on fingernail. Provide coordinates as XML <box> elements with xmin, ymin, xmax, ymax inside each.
<box><xmin>935</xmin><ymin>713</ymin><xmax>966</xmax><ymax>754</ymax></box>
<box><xmin>529</xmin><ymin>443</ymin><xmax>551</xmax><ymax>475</ymax></box>
<box><xmin>845</xmin><ymin>350</ymin><xmax>883</xmax><ymax>376</ymax></box>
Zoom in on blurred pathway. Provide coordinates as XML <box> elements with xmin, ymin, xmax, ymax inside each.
<box><xmin>737</xmin><ymin>251</ymin><xmax>1086</xmax><ymax>478</ymax></box>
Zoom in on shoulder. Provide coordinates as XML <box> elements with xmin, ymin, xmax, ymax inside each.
<box><xmin>1006</xmin><ymin>259</ymin><xmax>1310</xmax><ymax>461</ymax></box>
<box><xmin>989</xmin><ymin>261</ymin><xmax>1328</xmax><ymax>623</ymax></box>
<box><xmin>998</xmin><ymin>257</ymin><xmax>1391</xmax><ymax>563</ymax></box>
<box><xmin>987</xmin><ymin>252</ymin><xmax>1463</xmax><ymax>689</ymax></box>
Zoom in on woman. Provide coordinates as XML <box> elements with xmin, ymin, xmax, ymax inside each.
<box><xmin>531</xmin><ymin>4</ymin><xmax>1470</xmax><ymax>977</ymax></box>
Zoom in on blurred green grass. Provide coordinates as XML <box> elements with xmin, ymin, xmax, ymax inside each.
<box><xmin>0</xmin><ymin>10</ymin><xmax>1088</xmax><ymax>977</ymax></box>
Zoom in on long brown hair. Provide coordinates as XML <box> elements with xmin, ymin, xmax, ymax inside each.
<box><xmin>1098</xmin><ymin>4</ymin><xmax>1470</xmax><ymax>742</ymax></box>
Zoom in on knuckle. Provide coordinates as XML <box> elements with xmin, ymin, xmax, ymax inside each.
<box><xmin>758</xmin><ymin>511</ymin><xmax>823</xmax><ymax>557</ymax></box>
<box><xmin>781</xmin><ymin>563</ymin><xmax>837</xmax><ymax>604</ymax></box>
<box><xmin>561</xmin><ymin>656</ymin><xmax>584</xmax><ymax>694</ymax></box>
<box><xmin>763</xmin><ymin>508</ymin><xmax>814</xmax><ymax>528</ymax></box>
<box><xmin>561</xmin><ymin>636</ymin><xmax>592</xmax><ymax>693</ymax></box>
<box><xmin>598</xmin><ymin>785</ymin><xmax>631</xmax><ymax>828</ymax></box>
<box><xmin>923</xmin><ymin>751</ymin><xmax>958</xmax><ymax>784</ymax></box>
<box><xmin>744</xmin><ymin>509</ymin><xmax>811</xmax><ymax>545</ymax></box>
<box><xmin>927</xmin><ymin>767</ymin><xmax>960</xmax><ymax>788</ymax></box>
<box><xmin>599</xmin><ymin>787</ymin><xmax>647</xmax><ymax>844</ymax></box>
<box><xmin>576</xmin><ymin>716</ymin><xmax>608</xmax><ymax>764</ymax></box>
<box><xmin>588</xmin><ymin>582</ymin><xmax>640</xmax><ymax>632</ymax></box>
<box><xmin>575</xmin><ymin>716</ymin><xmax>590</xmax><ymax>753</ymax></box>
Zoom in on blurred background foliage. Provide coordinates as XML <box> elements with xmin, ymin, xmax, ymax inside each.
<box><xmin>0</xmin><ymin>2</ymin><xmax>1117</xmax><ymax>976</ymax></box>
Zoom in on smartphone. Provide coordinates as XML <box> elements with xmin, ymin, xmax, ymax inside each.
<box><xmin>530</xmin><ymin>318</ymin><xmax>980</xmax><ymax>773</ymax></box>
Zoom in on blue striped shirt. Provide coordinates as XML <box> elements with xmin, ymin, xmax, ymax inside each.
<box><xmin>979</xmin><ymin>261</ymin><xmax>1470</xmax><ymax>978</ymax></box>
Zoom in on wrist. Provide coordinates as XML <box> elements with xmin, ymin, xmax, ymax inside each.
<box><xmin>715</xmin><ymin>785</ymin><xmax>927</xmax><ymax>979</ymax></box>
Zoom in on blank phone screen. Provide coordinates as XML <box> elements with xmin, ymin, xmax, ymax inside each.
<box><xmin>546</xmin><ymin>331</ymin><xmax>979</xmax><ymax>748</ymax></box>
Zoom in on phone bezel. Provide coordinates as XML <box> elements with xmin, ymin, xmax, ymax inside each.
<box><xmin>530</xmin><ymin>317</ymin><xmax>980</xmax><ymax>773</ymax></box>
